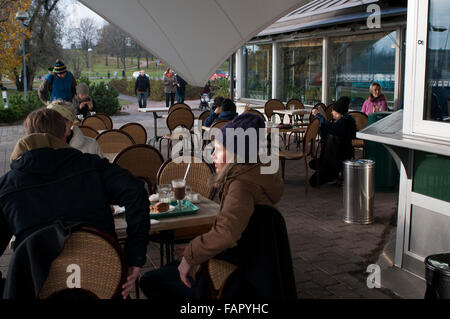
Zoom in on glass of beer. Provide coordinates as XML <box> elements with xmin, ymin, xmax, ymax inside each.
<box><xmin>171</xmin><ymin>179</ymin><xmax>186</xmax><ymax>210</ymax></box>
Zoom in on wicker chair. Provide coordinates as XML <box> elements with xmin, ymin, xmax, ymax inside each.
<box><xmin>264</xmin><ymin>99</ymin><xmax>285</xmax><ymax>122</ymax></box>
<box><xmin>82</xmin><ymin>115</ymin><xmax>108</xmax><ymax>131</ymax></box>
<box><xmin>247</xmin><ymin>109</ymin><xmax>266</xmax><ymax>121</ymax></box>
<box><xmin>279</xmin><ymin>118</ymin><xmax>320</xmax><ymax>196</ymax></box>
<box><xmin>38</xmin><ymin>227</ymin><xmax>127</xmax><ymax>299</ymax></box>
<box><xmin>119</xmin><ymin>122</ymin><xmax>148</xmax><ymax>145</ymax></box>
<box><xmin>348</xmin><ymin>111</ymin><xmax>369</xmax><ymax>157</ymax></box>
<box><xmin>113</xmin><ymin>144</ymin><xmax>164</xmax><ymax>194</ymax></box>
<box><xmin>157</xmin><ymin>156</ymin><xmax>216</xmax><ymax>199</ymax></box>
<box><xmin>96</xmin><ymin>113</ymin><xmax>113</xmax><ymax>130</ymax></box>
<box><xmin>159</xmin><ymin>108</ymin><xmax>195</xmax><ymax>158</ymax></box>
<box><xmin>96</xmin><ymin>129</ymin><xmax>136</xmax><ymax>161</ymax></box>
<box><xmin>78</xmin><ymin>126</ymin><xmax>99</xmax><ymax>139</ymax></box>
<box><xmin>168</xmin><ymin>103</ymin><xmax>191</xmax><ymax>113</ymax></box>
<box><xmin>286</xmin><ymin>99</ymin><xmax>304</xmax><ymax>110</ymax></box>
<box><xmin>198</xmin><ymin>110</ymin><xmax>210</xmax><ymax>124</ymax></box>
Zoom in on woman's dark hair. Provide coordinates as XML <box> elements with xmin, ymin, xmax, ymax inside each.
<box><xmin>222</xmin><ymin>99</ymin><xmax>236</xmax><ymax>113</ymax></box>
<box><xmin>214</xmin><ymin>96</ymin><xmax>225</xmax><ymax>108</ymax></box>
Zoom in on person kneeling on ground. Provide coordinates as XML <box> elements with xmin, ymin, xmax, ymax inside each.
<box><xmin>309</xmin><ymin>96</ymin><xmax>356</xmax><ymax>187</ymax></box>
<box><xmin>204</xmin><ymin>98</ymin><xmax>238</xmax><ymax>127</ymax></box>
<box><xmin>0</xmin><ymin>108</ymin><xmax>150</xmax><ymax>299</ymax></box>
<box><xmin>47</xmin><ymin>101</ymin><xmax>104</xmax><ymax>158</ymax></box>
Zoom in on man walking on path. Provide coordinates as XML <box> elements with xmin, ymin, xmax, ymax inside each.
<box><xmin>38</xmin><ymin>60</ymin><xmax>77</xmax><ymax>105</ymax></box>
<box><xmin>175</xmin><ymin>74</ymin><xmax>187</xmax><ymax>104</ymax></box>
<box><xmin>135</xmin><ymin>70</ymin><xmax>151</xmax><ymax>109</ymax></box>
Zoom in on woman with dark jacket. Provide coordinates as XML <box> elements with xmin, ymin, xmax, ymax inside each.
<box><xmin>140</xmin><ymin>113</ymin><xmax>296</xmax><ymax>299</ymax></box>
<box><xmin>204</xmin><ymin>98</ymin><xmax>238</xmax><ymax>127</ymax></box>
<box><xmin>310</xmin><ymin>96</ymin><xmax>356</xmax><ymax>186</ymax></box>
<box><xmin>163</xmin><ymin>68</ymin><xmax>177</xmax><ymax>108</ymax></box>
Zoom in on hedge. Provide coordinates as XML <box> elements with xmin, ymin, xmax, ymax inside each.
<box><xmin>0</xmin><ymin>91</ymin><xmax>43</xmax><ymax>124</ymax></box>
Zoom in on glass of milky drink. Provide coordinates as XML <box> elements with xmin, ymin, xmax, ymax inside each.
<box><xmin>172</xmin><ymin>179</ymin><xmax>186</xmax><ymax>210</ymax></box>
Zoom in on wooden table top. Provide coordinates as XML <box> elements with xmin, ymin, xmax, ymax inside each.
<box><xmin>114</xmin><ymin>195</ymin><xmax>219</xmax><ymax>238</ymax></box>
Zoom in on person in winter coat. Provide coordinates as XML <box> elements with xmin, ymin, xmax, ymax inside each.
<box><xmin>139</xmin><ymin>113</ymin><xmax>295</xmax><ymax>299</ymax></box>
<box><xmin>38</xmin><ymin>60</ymin><xmax>77</xmax><ymax>105</ymax></box>
<box><xmin>361</xmin><ymin>82</ymin><xmax>388</xmax><ymax>115</ymax></box>
<box><xmin>309</xmin><ymin>96</ymin><xmax>356</xmax><ymax>187</ymax></box>
<box><xmin>204</xmin><ymin>98</ymin><xmax>238</xmax><ymax>127</ymax></box>
<box><xmin>72</xmin><ymin>83</ymin><xmax>96</xmax><ymax>119</ymax></box>
<box><xmin>0</xmin><ymin>108</ymin><xmax>150</xmax><ymax>299</ymax></box>
<box><xmin>47</xmin><ymin>101</ymin><xmax>104</xmax><ymax>158</ymax></box>
<box><xmin>175</xmin><ymin>74</ymin><xmax>187</xmax><ymax>104</ymax></box>
<box><xmin>135</xmin><ymin>70</ymin><xmax>151</xmax><ymax>108</ymax></box>
<box><xmin>163</xmin><ymin>68</ymin><xmax>177</xmax><ymax>108</ymax></box>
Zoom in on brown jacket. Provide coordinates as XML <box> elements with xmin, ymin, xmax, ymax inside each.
<box><xmin>184</xmin><ymin>164</ymin><xmax>284</xmax><ymax>266</ymax></box>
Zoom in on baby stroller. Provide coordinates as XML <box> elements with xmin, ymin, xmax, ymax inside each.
<box><xmin>199</xmin><ymin>93</ymin><xmax>210</xmax><ymax>111</ymax></box>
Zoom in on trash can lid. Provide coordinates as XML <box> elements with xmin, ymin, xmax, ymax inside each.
<box><xmin>425</xmin><ymin>254</ymin><xmax>450</xmax><ymax>273</ymax></box>
<box><xmin>344</xmin><ymin>159</ymin><xmax>375</xmax><ymax>168</ymax></box>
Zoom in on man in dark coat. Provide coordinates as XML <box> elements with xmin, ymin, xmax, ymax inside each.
<box><xmin>175</xmin><ymin>74</ymin><xmax>187</xmax><ymax>104</ymax></box>
<box><xmin>310</xmin><ymin>96</ymin><xmax>356</xmax><ymax>186</ymax></box>
<box><xmin>135</xmin><ymin>70</ymin><xmax>151</xmax><ymax>108</ymax></box>
<box><xmin>0</xmin><ymin>108</ymin><xmax>150</xmax><ymax>299</ymax></box>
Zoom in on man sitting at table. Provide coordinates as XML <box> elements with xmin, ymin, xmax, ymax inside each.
<box><xmin>309</xmin><ymin>96</ymin><xmax>356</xmax><ymax>187</ymax></box>
<box><xmin>0</xmin><ymin>108</ymin><xmax>150</xmax><ymax>299</ymax></box>
<box><xmin>204</xmin><ymin>98</ymin><xmax>238</xmax><ymax>127</ymax></box>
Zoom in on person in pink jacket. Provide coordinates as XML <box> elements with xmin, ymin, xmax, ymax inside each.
<box><xmin>361</xmin><ymin>82</ymin><xmax>388</xmax><ymax>115</ymax></box>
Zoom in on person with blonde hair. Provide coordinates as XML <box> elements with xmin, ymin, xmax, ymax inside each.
<box><xmin>361</xmin><ymin>82</ymin><xmax>388</xmax><ymax>115</ymax></box>
<box><xmin>47</xmin><ymin>100</ymin><xmax>104</xmax><ymax>157</ymax></box>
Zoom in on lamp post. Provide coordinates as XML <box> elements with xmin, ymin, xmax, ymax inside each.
<box><xmin>88</xmin><ymin>48</ymin><xmax>93</xmax><ymax>80</ymax></box>
<box><xmin>15</xmin><ymin>10</ymin><xmax>28</xmax><ymax>102</ymax></box>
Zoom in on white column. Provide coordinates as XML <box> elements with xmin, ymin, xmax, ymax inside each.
<box><xmin>236</xmin><ymin>48</ymin><xmax>243</xmax><ymax>100</ymax></box>
<box><xmin>322</xmin><ymin>36</ymin><xmax>329</xmax><ymax>105</ymax></box>
<box><xmin>394</xmin><ymin>27</ymin><xmax>405</xmax><ymax>110</ymax></box>
<box><xmin>272</xmin><ymin>41</ymin><xmax>278</xmax><ymax>99</ymax></box>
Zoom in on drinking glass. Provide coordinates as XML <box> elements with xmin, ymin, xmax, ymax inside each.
<box><xmin>171</xmin><ymin>179</ymin><xmax>186</xmax><ymax>210</ymax></box>
<box><xmin>290</xmin><ymin>105</ymin><xmax>295</xmax><ymax>112</ymax></box>
<box><xmin>185</xmin><ymin>185</ymin><xmax>192</xmax><ymax>202</ymax></box>
<box><xmin>157</xmin><ymin>184</ymin><xmax>171</xmax><ymax>203</ymax></box>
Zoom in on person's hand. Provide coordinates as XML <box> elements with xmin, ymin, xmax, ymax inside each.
<box><xmin>178</xmin><ymin>257</ymin><xmax>194</xmax><ymax>288</ymax></box>
<box><xmin>79</xmin><ymin>102</ymin><xmax>87</xmax><ymax>109</ymax></box>
<box><xmin>312</xmin><ymin>109</ymin><xmax>319</xmax><ymax>116</ymax></box>
<box><xmin>214</xmin><ymin>106</ymin><xmax>222</xmax><ymax>114</ymax></box>
<box><xmin>374</xmin><ymin>105</ymin><xmax>380</xmax><ymax>112</ymax></box>
<box><xmin>87</xmin><ymin>100</ymin><xmax>94</xmax><ymax>110</ymax></box>
<box><xmin>244</xmin><ymin>103</ymin><xmax>250</xmax><ymax>112</ymax></box>
<box><xmin>121</xmin><ymin>266</ymin><xmax>141</xmax><ymax>299</ymax></box>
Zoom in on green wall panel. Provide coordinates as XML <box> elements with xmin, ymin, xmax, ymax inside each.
<box><xmin>413</xmin><ymin>152</ymin><xmax>450</xmax><ymax>202</ymax></box>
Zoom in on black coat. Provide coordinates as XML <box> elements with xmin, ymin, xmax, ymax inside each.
<box><xmin>0</xmin><ymin>147</ymin><xmax>150</xmax><ymax>269</ymax></box>
<box><xmin>135</xmin><ymin>75</ymin><xmax>151</xmax><ymax>94</ymax></box>
<box><xmin>194</xmin><ymin>205</ymin><xmax>297</xmax><ymax>299</ymax></box>
<box><xmin>175</xmin><ymin>75</ymin><xmax>187</xmax><ymax>93</ymax></box>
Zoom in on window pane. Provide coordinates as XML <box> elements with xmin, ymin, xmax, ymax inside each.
<box><xmin>243</xmin><ymin>44</ymin><xmax>272</xmax><ymax>100</ymax></box>
<box><xmin>424</xmin><ymin>0</ymin><xmax>450</xmax><ymax>123</ymax></box>
<box><xmin>277</xmin><ymin>39</ymin><xmax>323</xmax><ymax>104</ymax></box>
<box><xmin>328</xmin><ymin>32</ymin><xmax>397</xmax><ymax>111</ymax></box>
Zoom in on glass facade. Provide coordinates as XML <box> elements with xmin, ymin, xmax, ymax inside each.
<box><xmin>328</xmin><ymin>32</ymin><xmax>397</xmax><ymax>110</ymax></box>
<box><xmin>277</xmin><ymin>39</ymin><xmax>323</xmax><ymax>104</ymax></box>
<box><xmin>424</xmin><ymin>0</ymin><xmax>450</xmax><ymax>122</ymax></box>
<box><xmin>243</xmin><ymin>44</ymin><xmax>272</xmax><ymax>100</ymax></box>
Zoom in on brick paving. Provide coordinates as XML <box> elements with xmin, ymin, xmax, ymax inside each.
<box><xmin>0</xmin><ymin>100</ymin><xmax>401</xmax><ymax>299</ymax></box>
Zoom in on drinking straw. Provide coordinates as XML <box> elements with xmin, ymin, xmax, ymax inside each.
<box><xmin>183</xmin><ymin>163</ymin><xmax>191</xmax><ymax>181</ymax></box>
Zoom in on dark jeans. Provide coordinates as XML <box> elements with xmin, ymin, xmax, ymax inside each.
<box><xmin>176</xmin><ymin>91</ymin><xmax>186</xmax><ymax>104</ymax></box>
<box><xmin>165</xmin><ymin>93</ymin><xmax>175</xmax><ymax>108</ymax></box>
<box><xmin>139</xmin><ymin>261</ymin><xmax>195</xmax><ymax>299</ymax></box>
<box><xmin>137</xmin><ymin>92</ymin><xmax>148</xmax><ymax>108</ymax></box>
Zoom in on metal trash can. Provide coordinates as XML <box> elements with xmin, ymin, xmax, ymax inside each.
<box><xmin>424</xmin><ymin>254</ymin><xmax>450</xmax><ymax>299</ymax></box>
<box><xmin>343</xmin><ymin>159</ymin><xmax>375</xmax><ymax>225</ymax></box>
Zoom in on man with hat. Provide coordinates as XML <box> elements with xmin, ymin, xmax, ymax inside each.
<box><xmin>310</xmin><ymin>96</ymin><xmax>356</xmax><ymax>187</ymax></box>
<box><xmin>47</xmin><ymin>101</ymin><xmax>103</xmax><ymax>157</ymax></box>
<box><xmin>38</xmin><ymin>60</ymin><xmax>77</xmax><ymax>105</ymax></box>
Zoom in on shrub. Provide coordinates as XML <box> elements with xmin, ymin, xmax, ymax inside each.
<box><xmin>0</xmin><ymin>91</ymin><xmax>43</xmax><ymax>124</ymax></box>
<box><xmin>210</xmin><ymin>78</ymin><xmax>230</xmax><ymax>99</ymax></box>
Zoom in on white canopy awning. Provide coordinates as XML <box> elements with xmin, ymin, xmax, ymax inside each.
<box><xmin>78</xmin><ymin>0</ymin><xmax>311</xmax><ymax>86</ymax></box>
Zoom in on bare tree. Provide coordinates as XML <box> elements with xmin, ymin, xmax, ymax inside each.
<box><xmin>74</xmin><ymin>17</ymin><xmax>98</xmax><ymax>67</ymax></box>
<box><xmin>97</xmin><ymin>23</ymin><xmax>125</xmax><ymax>69</ymax></box>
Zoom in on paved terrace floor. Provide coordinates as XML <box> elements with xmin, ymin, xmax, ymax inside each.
<box><xmin>0</xmin><ymin>99</ymin><xmax>401</xmax><ymax>299</ymax></box>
